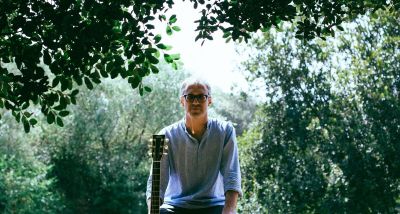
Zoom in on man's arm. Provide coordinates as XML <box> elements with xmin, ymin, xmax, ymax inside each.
<box><xmin>220</xmin><ymin>125</ymin><xmax>242</xmax><ymax>214</ymax></box>
<box><xmin>223</xmin><ymin>190</ymin><xmax>239</xmax><ymax>214</ymax></box>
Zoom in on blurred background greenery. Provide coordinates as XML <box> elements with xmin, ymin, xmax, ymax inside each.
<box><xmin>1</xmin><ymin>9</ymin><xmax>399</xmax><ymax>214</ymax></box>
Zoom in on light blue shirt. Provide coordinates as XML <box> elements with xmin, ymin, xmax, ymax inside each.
<box><xmin>146</xmin><ymin>118</ymin><xmax>242</xmax><ymax>209</ymax></box>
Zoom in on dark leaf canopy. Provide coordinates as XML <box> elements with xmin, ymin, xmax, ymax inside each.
<box><xmin>0</xmin><ymin>0</ymin><xmax>396</xmax><ymax>131</ymax></box>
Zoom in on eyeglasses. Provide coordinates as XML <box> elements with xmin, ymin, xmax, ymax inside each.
<box><xmin>182</xmin><ymin>94</ymin><xmax>209</xmax><ymax>103</ymax></box>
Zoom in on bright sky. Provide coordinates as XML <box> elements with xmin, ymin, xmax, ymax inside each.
<box><xmin>157</xmin><ymin>1</ymin><xmax>249</xmax><ymax>93</ymax></box>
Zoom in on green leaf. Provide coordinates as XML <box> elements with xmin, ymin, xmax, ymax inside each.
<box><xmin>92</xmin><ymin>77</ymin><xmax>101</xmax><ymax>84</ymax></box>
<box><xmin>147</xmin><ymin>55</ymin><xmax>159</xmax><ymax>64</ymax></box>
<box><xmin>143</xmin><ymin>16</ymin><xmax>155</xmax><ymax>22</ymax></box>
<box><xmin>156</xmin><ymin>43</ymin><xmax>168</xmax><ymax>50</ymax></box>
<box><xmin>172</xmin><ymin>61</ymin><xmax>178</xmax><ymax>70</ymax></box>
<box><xmin>144</xmin><ymin>86</ymin><xmax>152</xmax><ymax>92</ymax></box>
<box><xmin>164</xmin><ymin>54</ymin><xmax>173</xmax><ymax>63</ymax></box>
<box><xmin>128</xmin><ymin>60</ymin><xmax>136</xmax><ymax>72</ymax></box>
<box><xmin>32</xmin><ymin>95</ymin><xmax>39</xmax><ymax>105</ymax></box>
<box><xmin>15</xmin><ymin>112</ymin><xmax>21</xmax><ymax>122</ymax></box>
<box><xmin>172</xmin><ymin>26</ymin><xmax>181</xmax><ymax>31</ymax></box>
<box><xmin>73</xmin><ymin>75</ymin><xmax>83</xmax><ymax>85</ymax></box>
<box><xmin>223</xmin><ymin>31</ymin><xmax>231</xmax><ymax>38</ymax></box>
<box><xmin>29</xmin><ymin>118</ymin><xmax>38</xmax><ymax>126</ymax></box>
<box><xmin>71</xmin><ymin>96</ymin><xmax>76</xmax><ymax>105</ymax></box>
<box><xmin>154</xmin><ymin>34</ymin><xmax>162</xmax><ymax>43</ymax></box>
<box><xmin>114</xmin><ymin>55</ymin><xmax>124</xmax><ymax>66</ymax></box>
<box><xmin>61</xmin><ymin>78</ymin><xmax>68</xmax><ymax>91</ymax></box>
<box><xmin>100</xmin><ymin>67</ymin><xmax>108</xmax><ymax>77</ymax></box>
<box><xmin>59</xmin><ymin>111</ymin><xmax>70</xmax><ymax>117</ymax></box>
<box><xmin>84</xmin><ymin>77</ymin><xmax>93</xmax><ymax>89</ymax></box>
<box><xmin>43</xmin><ymin>50</ymin><xmax>52</xmax><ymax>64</ymax></box>
<box><xmin>110</xmin><ymin>68</ymin><xmax>119</xmax><ymax>79</ymax></box>
<box><xmin>159</xmin><ymin>15</ymin><xmax>166</xmax><ymax>21</ymax></box>
<box><xmin>2</xmin><ymin>56</ymin><xmax>10</xmax><ymax>63</ymax></box>
<box><xmin>15</xmin><ymin>56</ymin><xmax>22</xmax><ymax>69</ymax></box>
<box><xmin>165</xmin><ymin>45</ymin><xmax>173</xmax><ymax>51</ymax></box>
<box><xmin>146</xmin><ymin>48</ymin><xmax>158</xmax><ymax>53</ymax></box>
<box><xmin>195</xmin><ymin>33</ymin><xmax>202</xmax><ymax>42</ymax></box>
<box><xmin>96</xmin><ymin>63</ymin><xmax>103</xmax><ymax>70</ymax></box>
<box><xmin>146</xmin><ymin>24</ymin><xmax>155</xmax><ymax>29</ymax></box>
<box><xmin>138</xmin><ymin>67</ymin><xmax>147</xmax><ymax>77</ymax></box>
<box><xmin>71</xmin><ymin>89</ymin><xmax>79</xmax><ymax>96</ymax></box>
<box><xmin>67</xmin><ymin>78</ymin><xmax>73</xmax><ymax>90</ymax></box>
<box><xmin>131</xmin><ymin>76</ymin><xmax>141</xmax><ymax>89</ymax></box>
<box><xmin>139</xmin><ymin>84</ymin><xmax>144</xmax><ymax>96</ymax></box>
<box><xmin>54</xmin><ymin>104</ymin><xmax>65</xmax><ymax>111</ymax></box>
<box><xmin>47</xmin><ymin>112</ymin><xmax>55</xmax><ymax>124</ymax></box>
<box><xmin>22</xmin><ymin>117</ymin><xmax>30</xmax><ymax>133</ymax></box>
<box><xmin>135</xmin><ymin>55</ymin><xmax>145</xmax><ymax>64</ymax></box>
<box><xmin>52</xmin><ymin>77</ymin><xmax>60</xmax><ymax>87</ymax></box>
<box><xmin>150</xmin><ymin>65</ymin><xmax>159</xmax><ymax>74</ymax></box>
<box><xmin>56</xmin><ymin>117</ymin><xmax>64</xmax><ymax>127</ymax></box>
<box><xmin>21</xmin><ymin>102</ymin><xmax>29</xmax><ymax>110</ymax></box>
<box><xmin>170</xmin><ymin>53</ymin><xmax>180</xmax><ymax>60</ymax></box>
<box><xmin>89</xmin><ymin>70</ymin><xmax>101</xmax><ymax>80</ymax></box>
<box><xmin>166</xmin><ymin>26</ymin><xmax>173</xmax><ymax>35</ymax></box>
<box><xmin>169</xmin><ymin>15</ymin><xmax>177</xmax><ymax>24</ymax></box>
<box><xmin>23</xmin><ymin>111</ymin><xmax>32</xmax><ymax>118</ymax></box>
<box><xmin>154</xmin><ymin>50</ymin><xmax>160</xmax><ymax>58</ymax></box>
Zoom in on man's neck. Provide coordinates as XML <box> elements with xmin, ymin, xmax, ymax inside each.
<box><xmin>185</xmin><ymin>115</ymin><xmax>208</xmax><ymax>139</ymax></box>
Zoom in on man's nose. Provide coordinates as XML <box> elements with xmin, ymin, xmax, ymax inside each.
<box><xmin>192</xmin><ymin>98</ymin><xmax>201</xmax><ymax>104</ymax></box>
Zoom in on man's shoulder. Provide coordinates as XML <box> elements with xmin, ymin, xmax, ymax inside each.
<box><xmin>159</xmin><ymin>120</ymin><xmax>184</xmax><ymax>134</ymax></box>
<box><xmin>209</xmin><ymin>118</ymin><xmax>234</xmax><ymax>131</ymax></box>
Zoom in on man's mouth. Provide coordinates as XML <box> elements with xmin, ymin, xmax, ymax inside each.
<box><xmin>191</xmin><ymin>107</ymin><xmax>201</xmax><ymax>110</ymax></box>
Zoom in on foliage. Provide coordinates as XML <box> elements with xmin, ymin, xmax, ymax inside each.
<box><xmin>211</xmin><ymin>89</ymin><xmax>257</xmax><ymax>136</ymax></box>
<box><xmin>236</xmin><ymin>127</ymin><xmax>268</xmax><ymax>214</ymax></box>
<box><xmin>0</xmin><ymin>0</ymin><xmax>182</xmax><ymax>132</ymax></box>
<box><xmin>238</xmin><ymin>9</ymin><xmax>400</xmax><ymax>213</ymax></box>
<box><xmin>0</xmin><ymin>113</ymin><xmax>65</xmax><ymax>214</ymax></box>
<box><xmin>0</xmin><ymin>155</ymin><xmax>66</xmax><ymax>214</ymax></box>
<box><xmin>0</xmin><ymin>0</ymin><xmax>396</xmax><ymax>132</ymax></box>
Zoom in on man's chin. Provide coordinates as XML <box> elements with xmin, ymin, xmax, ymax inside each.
<box><xmin>189</xmin><ymin>111</ymin><xmax>203</xmax><ymax>117</ymax></box>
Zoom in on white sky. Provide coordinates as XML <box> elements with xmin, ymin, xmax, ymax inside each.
<box><xmin>156</xmin><ymin>1</ymin><xmax>249</xmax><ymax>93</ymax></box>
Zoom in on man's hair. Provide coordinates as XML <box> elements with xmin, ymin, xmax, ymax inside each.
<box><xmin>180</xmin><ymin>77</ymin><xmax>211</xmax><ymax>96</ymax></box>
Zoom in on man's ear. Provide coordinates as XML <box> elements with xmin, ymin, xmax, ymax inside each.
<box><xmin>180</xmin><ymin>96</ymin><xmax>185</xmax><ymax>107</ymax></box>
<box><xmin>208</xmin><ymin>96</ymin><xmax>212</xmax><ymax>106</ymax></box>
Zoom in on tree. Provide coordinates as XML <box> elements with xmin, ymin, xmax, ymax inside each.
<box><xmin>38</xmin><ymin>65</ymin><xmax>187</xmax><ymax>213</ymax></box>
<box><xmin>0</xmin><ymin>0</ymin><xmax>396</xmax><ymax>132</ymax></box>
<box><xmin>211</xmin><ymin>89</ymin><xmax>257</xmax><ymax>136</ymax></box>
<box><xmin>238</xmin><ymin>8</ymin><xmax>399</xmax><ymax>213</ymax></box>
<box><xmin>0</xmin><ymin>112</ymin><xmax>66</xmax><ymax>213</ymax></box>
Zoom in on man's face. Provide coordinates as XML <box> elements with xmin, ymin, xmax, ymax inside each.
<box><xmin>180</xmin><ymin>84</ymin><xmax>212</xmax><ymax>118</ymax></box>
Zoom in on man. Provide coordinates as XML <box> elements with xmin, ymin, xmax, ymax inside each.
<box><xmin>146</xmin><ymin>77</ymin><xmax>242</xmax><ymax>214</ymax></box>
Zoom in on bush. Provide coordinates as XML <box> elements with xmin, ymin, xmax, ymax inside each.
<box><xmin>0</xmin><ymin>154</ymin><xmax>65</xmax><ymax>213</ymax></box>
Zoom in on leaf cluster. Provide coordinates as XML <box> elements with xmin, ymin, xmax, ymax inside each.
<box><xmin>0</xmin><ymin>0</ymin><xmax>397</xmax><ymax>132</ymax></box>
<box><xmin>191</xmin><ymin>0</ymin><xmax>395</xmax><ymax>42</ymax></box>
<box><xmin>0</xmin><ymin>0</ymin><xmax>180</xmax><ymax>131</ymax></box>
